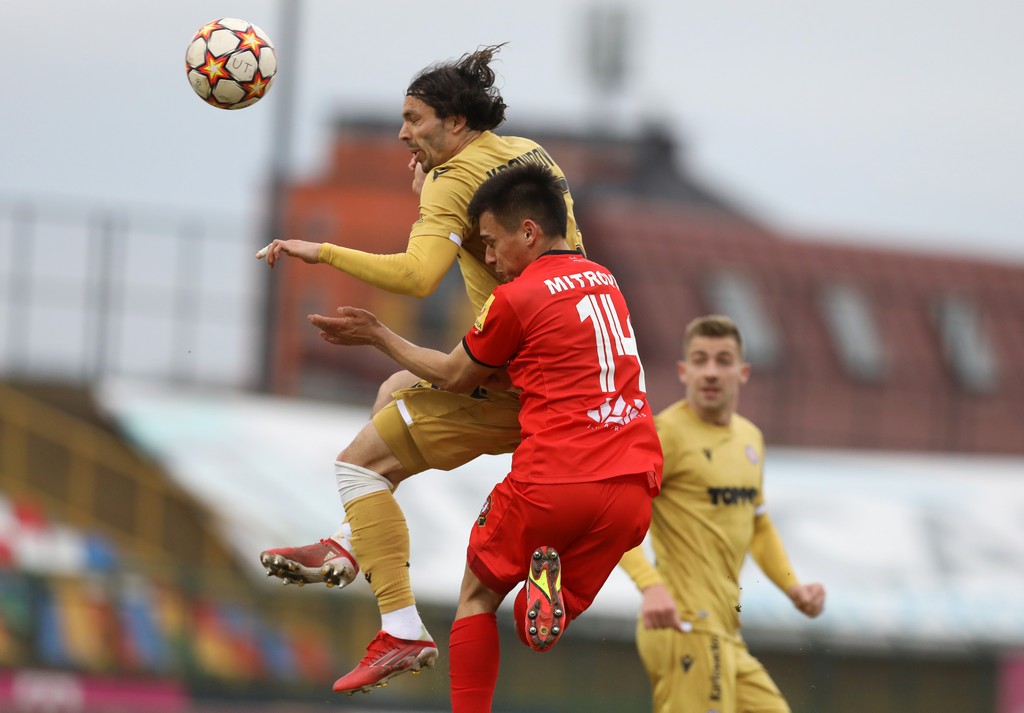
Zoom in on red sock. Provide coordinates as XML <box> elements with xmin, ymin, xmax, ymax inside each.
<box><xmin>449</xmin><ymin>613</ymin><xmax>500</xmax><ymax>713</ymax></box>
<box><xmin>513</xmin><ymin>586</ymin><xmax>530</xmax><ymax>647</ymax></box>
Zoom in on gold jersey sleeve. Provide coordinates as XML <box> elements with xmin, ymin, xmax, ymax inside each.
<box><xmin>749</xmin><ymin>510</ymin><xmax>800</xmax><ymax>593</ymax></box>
<box><xmin>411</xmin><ymin>131</ymin><xmax>584</xmax><ymax>314</ymax></box>
<box><xmin>641</xmin><ymin>400</ymin><xmax>767</xmax><ymax>637</ymax></box>
<box><xmin>317</xmin><ymin>234</ymin><xmax>459</xmax><ymax>297</ymax></box>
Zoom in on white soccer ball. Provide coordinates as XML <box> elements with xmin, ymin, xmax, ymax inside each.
<box><xmin>185</xmin><ymin>18</ymin><xmax>277</xmax><ymax>110</ymax></box>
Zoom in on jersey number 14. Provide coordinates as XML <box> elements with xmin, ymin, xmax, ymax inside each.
<box><xmin>576</xmin><ymin>293</ymin><xmax>647</xmax><ymax>394</ymax></box>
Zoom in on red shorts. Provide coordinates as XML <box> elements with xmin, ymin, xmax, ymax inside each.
<box><xmin>467</xmin><ymin>473</ymin><xmax>652</xmax><ymax>622</ymax></box>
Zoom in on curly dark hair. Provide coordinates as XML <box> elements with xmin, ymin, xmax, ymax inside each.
<box><xmin>406</xmin><ymin>43</ymin><xmax>508</xmax><ymax>131</ymax></box>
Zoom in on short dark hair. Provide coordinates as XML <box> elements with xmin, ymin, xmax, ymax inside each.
<box><xmin>468</xmin><ymin>164</ymin><xmax>568</xmax><ymax>239</ymax></box>
<box><xmin>684</xmin><ymin>315</ymin><xmax>744</xmax><ymax>357</ymax></box>
<box><xmin>406</xmin><ymin>44</ymin><xmax>508</xmax><ymax>131</ymax></box>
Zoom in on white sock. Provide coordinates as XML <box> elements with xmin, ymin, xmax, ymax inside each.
<box><xmin>334</xmin><ymin>461</ymin><xmax>393</xmax><ymax>505</ymax></box>
<box><xmin>381</xmin><ymin>605</ymin><xmax>428</xmax><ymax>641</ymax></box>
<box><xmin>330</xmin><ymin>522</ymin><xmax>353</xmax><ymax>554</ymax></box>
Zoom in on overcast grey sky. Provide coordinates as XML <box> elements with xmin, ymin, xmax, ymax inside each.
<box><xmin>2</xmin><ymin>0</ymin><xmax>1021</xmax><ymax>262</ymax></box>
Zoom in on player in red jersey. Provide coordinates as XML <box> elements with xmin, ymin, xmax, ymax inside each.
<box><xmin>308</xmin><ymin>163</ymin><xmax>662</xmax><ymax>712</ymax></box>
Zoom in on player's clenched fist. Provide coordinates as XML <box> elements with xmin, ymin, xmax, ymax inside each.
<box><xmin>787</xmin><ymin>582</ymin><xmax>826</xmax><ymax>618</ymax></box>
<box><xmin>640</xmin><ymin>584</ymin><xmax>686</xmax><ymax>631</ymax></box>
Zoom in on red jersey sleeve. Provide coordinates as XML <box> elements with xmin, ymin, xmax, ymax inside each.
<box><xmin>462</xmin><ymin>289</ymin><xmax>524</xmax><ymax>369</ymax></box>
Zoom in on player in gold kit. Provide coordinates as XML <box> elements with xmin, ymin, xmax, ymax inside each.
<box><xmin>256</xmin><ymin>45</ymin><xmax>584</xmax><ymax>694</ymax></box>
<box><xmin>620</xmin><ymin>315</ymin><xmax>825</xmax><ymax>713</ymax></box>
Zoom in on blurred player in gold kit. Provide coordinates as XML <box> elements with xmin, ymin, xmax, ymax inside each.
<box><xmin>620</xmin><ymin>315</ymin><xmax>826</xmax><ymax>713</ymax></box>
<box><xmin>255</xmin><ymin>44</ymin><xmax>584</xmax><ymax>694</ymax></box>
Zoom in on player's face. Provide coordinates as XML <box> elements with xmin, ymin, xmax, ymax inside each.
<box><xmin>679</xmin><ymin>336</ymin><xmax>750</xmax><ymax>425</ymax></box>
<box><xmin>399</xmin><ymin>96</ymin><xmax>458</xmax><ymax>173</ymax></box>
<box><xmin>480</xmin><ymin>212</ymin><xmax>530</xmax><ymax>283</ymax></box>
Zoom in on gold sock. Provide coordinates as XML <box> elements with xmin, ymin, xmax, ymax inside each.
<box><xmin>346</xmin><ymin>490</ymin><xmax>416</xmax><ymax>613</ymax></box>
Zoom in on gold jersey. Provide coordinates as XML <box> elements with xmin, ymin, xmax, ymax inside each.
<box><xmin>411</xmin><ymin>131</ymin><xmax>584</xmax><ymax>313</ymax></box>
<box><xmin>622</xmin><ymin>400</ymin><xmax>769</xmax><ymax>637</ymax></box>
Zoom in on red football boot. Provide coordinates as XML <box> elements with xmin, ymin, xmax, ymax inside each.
<box><xmin>332</xmin><ymin>629</ymin><xmax>438</xmax><ymax>694</ymax></box>
<box><xmin>259</xmin><ymin>537</ymin><xmax>358</xmax><ymax>588</ymax></box>
<box><xmin>524</xmin><ymin>546</ymin><xmax>565</xmax><ymax>652</ymax></box>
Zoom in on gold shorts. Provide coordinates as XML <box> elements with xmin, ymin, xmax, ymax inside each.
<box><xmin>636</xmin><ymin>624</ymin><xmax>790</xmax><ymax>713</ymax></box>
<box><xmin>371</xmin><ymin>382</ymin><xmax>522</xmax><ymax>474</ymax></box>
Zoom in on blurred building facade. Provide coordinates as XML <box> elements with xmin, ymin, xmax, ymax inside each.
<box><xmin>270</xmin><ymin>119</ymin><xmax>1024</xmax><ymax>455</ymax></box>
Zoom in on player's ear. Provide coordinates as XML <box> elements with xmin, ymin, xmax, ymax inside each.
<box><xmin>449</xmin><ymin>113</ymin><xmax>469</xmax><ymax>133</ymax></box>
<box><xmin>522</xmin><ymin>219</ymin><xmax>538</xmax><ymax>244</ymax></box>
<box><xmin>739</xmin><ymin>362</ymin><xmax>751</xmax><ymax>384</ymax></box>
<box><xmin>676</xmin><ymin>360</ymin><xmax>688</xmax><ymax>386</ymax></box>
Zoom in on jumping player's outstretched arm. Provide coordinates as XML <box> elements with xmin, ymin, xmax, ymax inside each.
<box><xmin>257</xmin><ymin>233</ymin><xmax>459</xmax><ymax>298</ymax></box>
<box><xmin>308</xmin><ymin>306</ymin><xmax>493</xmax><ymax>393</ymax></box>
<box><xmin>255</xmin><ymin>155</ymin><xmax>454</xmax><ymax>297</ymax></box>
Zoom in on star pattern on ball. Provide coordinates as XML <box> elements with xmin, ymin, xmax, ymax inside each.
<box><xmin>198</xmin><ymin>53</ymin><xmax>229</xmax><ymax>84</ymax></box>
<box><xmin>244</xmin><ymin>74</ymin><xmax>271</xmax><ymax>99</ymax></box>
<box><xmin>237</xmin><ymin>29</ymin><xmax>265</xmax><ymax>54</ymax></box>
<box><xmin>194</xmin><ymin>21</ymin><xmax>222</xmax><ymax>41</ymax></box>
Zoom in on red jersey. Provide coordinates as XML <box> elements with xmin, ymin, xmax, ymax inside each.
<box><xmin>462</xmin><ymin>251</ymin><xmax>663</xmax><ymax>489</ymax></box>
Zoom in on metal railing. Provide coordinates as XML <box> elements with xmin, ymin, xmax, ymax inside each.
<box><xmin>0</xmin><ymin>198</ymin><xmax>263</xmax><ymax>389</ymax></box>
<box><xmin>0</xmin><ymin>382</ymin><xmax>235</xmax><ymax>570</ymax></box>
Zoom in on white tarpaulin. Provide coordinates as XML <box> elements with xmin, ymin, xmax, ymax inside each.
<box><xmin>97</xmin><ymin>378</ymin><xmax>1024</xmax><ymax>652</ymax></box>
